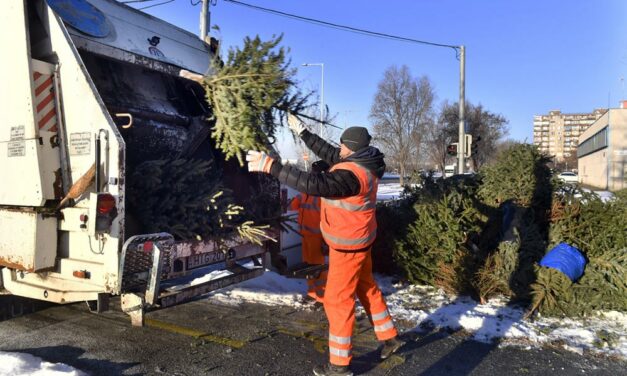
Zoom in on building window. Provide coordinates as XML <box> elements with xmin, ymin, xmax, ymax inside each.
<box><xmin>577</xmin><ymin>126</ymin><xmax>608</xmax><ymax>158</ymax></box>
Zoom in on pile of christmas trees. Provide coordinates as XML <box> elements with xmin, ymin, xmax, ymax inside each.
<box><xmin>390</xmin><ymin>143</ymin><xmax>627</xmax><ymax>317</ymax></box>
<box><xmin>126</xmin><ymin>158</ymin><xmax>276</xmax><ymax>246</ymax></box>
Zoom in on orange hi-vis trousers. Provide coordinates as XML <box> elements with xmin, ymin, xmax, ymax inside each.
<box><xmin>324</xmin><ymin>246</ymin><xmax>397</xmax><ymax>366</ymax></box>
<box><xmin>302</xmin><ymin>234</ymin><xmax>326</xmax><ymax>302</ymax></box>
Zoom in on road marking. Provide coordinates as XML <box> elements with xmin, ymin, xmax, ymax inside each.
<box><xmin>145</xmin><ymin>318</ymin><xmax>246</xmax><ymax>349</ymax></box>
<box><xmin>277</xmin><ymin>327</ymin><xmax>328</xmax><ymax>354</ymax></box>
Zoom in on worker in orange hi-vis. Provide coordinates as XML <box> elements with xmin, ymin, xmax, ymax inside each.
<box><xmin>246</xmin><ymin>116</ymin><xmax>404</xmax><ymax>376</ymax></box>
<box><xmin>289</xmin><ymin>160</ymin><xmax>330</xmax><ymax>304</ymax></box>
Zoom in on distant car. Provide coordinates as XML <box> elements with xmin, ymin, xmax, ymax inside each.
<box><xmin>558</xmin><ymin>171</ymin><xmax>579</xmax><ymax>184</ymax></box>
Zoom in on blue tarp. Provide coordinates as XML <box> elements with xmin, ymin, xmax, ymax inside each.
<box><xmin>539</xmin><ymin>243</ymin><xmax>587</xmax><ymax>281</ymax></box>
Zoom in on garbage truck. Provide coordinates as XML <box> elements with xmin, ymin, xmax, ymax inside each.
<box><xmin>0</xmin><ymin>0</ymin><xmax>290</xmax><ymax>325</ymax></box>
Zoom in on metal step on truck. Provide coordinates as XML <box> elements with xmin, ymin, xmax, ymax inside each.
<box><xmin>0</xmin><ymin>0</ymin><xmax>320</xmax><ymax>326</ymax></box>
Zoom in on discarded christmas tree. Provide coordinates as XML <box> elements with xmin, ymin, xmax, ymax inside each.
<box><xmin>394</xmin><ymin>177</ymin><xmax>487</xmax><ymax>295</ymax></box>
<box><xmin>200</xmin><ymin>34</ymin><xmax>317</xmax><ymax>165</ymax></box>
<box><xmin>528</xmin><ymin>187</ymin><xmax>627</xmax><ymax>317</ymax></box>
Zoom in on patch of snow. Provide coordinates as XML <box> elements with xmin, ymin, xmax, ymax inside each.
<box><xmin>591</xmin><ymin>190</ymin><xmax>614</xmax><ymax>202</ymax></box>
<box><xmin>208</xmin><ymin>269</ymin><xmax>310</xmax><ymax>308</ymax></box>
<box><xmin>0</xmin><ymin>351</ymin><xmax>85</xmax><ymax>376</ymax></box>
<box><xmin>190</xmin><ymin>270</ymin><xmax>234</xmax><ymax>286</ymax></box>
<box><xmin>376</xmin><ymin>183</ymin><xmax>404</xmax><ymax>202</ymax></box>
<box><xmin>202</xmin><ymin>269</ymin><xmax>627</xmax><ymax>359</ymax></box>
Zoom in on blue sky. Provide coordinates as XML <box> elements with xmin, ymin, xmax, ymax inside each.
<box><xmin>131</xmin><ymin>0</ymin><xmax>627</xmax><ymax>144</ymax></box>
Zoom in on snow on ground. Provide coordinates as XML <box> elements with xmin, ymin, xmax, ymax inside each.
<box><xmin>209</xmin><ymin>269</ymin><xmax>313</xmax><ymax>309</ymax></box>
<box><xmin>0</xmin><ymin>351</ymin><xmax>85</xmax><ymax>376</ymax></box>
<box><xmin>376</xmin><ymin>276</ymin><xmax>627</xmax><ymax>358</ymax></box>
<box><xmin>206</xmin><ymin>269</ymin><xmax>627</xmax><ymax>360</ymax></box>
<box><xmin>377</xmin><ymin>182</ymin><xmax>406</xmax><ymax>201</ymax></box>
<box><xmin>581</xmin><ymin>188</ymin><xmax>614</xmax><ymax>202</ymax></box>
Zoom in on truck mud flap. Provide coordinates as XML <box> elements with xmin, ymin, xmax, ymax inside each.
<box><xmin>119</xmin><ymin>233</ymin><xmax>266</xmax><ymax>326</ymax></box>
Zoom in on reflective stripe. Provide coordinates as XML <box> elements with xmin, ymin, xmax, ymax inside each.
<box><xmin>321</xmin><ymin>198</ymin><xmax>376</xmax><ymax>211</ymax></box>
<box><xmin>301</xmin><ymin>224</ymin><xmax>321</xmax><ymax>234</ymax></box>
<box><xmin>320</xmin><ymin>166</ymin><xmax>376</xmax><ymax>212</ymax></box>
<box><xmin>374</xmin><ymin>320</ymin><xmax>395</xmax><ymax>332</ymax></box>
<box><xmin>329</xmin><ymin>334</ymin><xmax>351</xmax><ymax>345</ymax></box>
<box><xmin>321</xmin><ymin>227</ymin><xmax>377</xmax><ymax>246</ymax></box>
<box><xmin>371</xmin><ymin>310</ymin><xmax>389</xmax><ymax>321</ymax></box>
<box><xmin>329</xmin><ymin>347</ymin><xmax>351</xmax><ymax>358</ymax></box>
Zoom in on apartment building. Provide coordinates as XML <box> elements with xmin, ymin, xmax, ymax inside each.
<box><xmin>533</xmin><ymin>108</ymin><xmax>607</xmax><ymax>161</ymax></box>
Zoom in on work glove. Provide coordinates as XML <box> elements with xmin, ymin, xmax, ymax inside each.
<box><xmin>246</xmin><ymin>150</ymin><xmax>275</xmax><ymax>173</ymax></box>
<box><xmin>287</xmin><ymin>113</ymin><xmax>307</xmax><ymax>136</ymax></box>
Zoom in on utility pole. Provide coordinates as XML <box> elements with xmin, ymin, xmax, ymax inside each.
<box><xmin>457</xmin><ymin>45</ymin><xmax>466</xmax><ymax>175</ymax></box>
<box><xmin>199</xmin><ymin>0</ymin><xmax>210</xmax><ymax>41</ymax></box>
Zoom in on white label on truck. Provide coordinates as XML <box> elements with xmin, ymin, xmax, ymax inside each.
<box><xmin>7</xmin><ymin>140</ymin><xmax>25</xmax><ymax>157</ymax></box>
<box><xmin>69</xmin><ymin>132</ymin><xmax>91</xmax><ymax>155</ymax></box>
<box><xmin>10</xmin><ymin>125</ymin><xmax>25</xmax><ymax>140</ymax></box>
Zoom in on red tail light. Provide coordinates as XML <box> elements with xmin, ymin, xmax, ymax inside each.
<box><xmin>142</xmin><ymin>241</ymin><xmax>154</xmax><ymax>253</ymax></box>
<box><xmin>94</xmin><ymin>193</ymin><xmax>118</xmax><ymax>233</ymax></box>
<box><xmin>97</xmin><ymin>194</ymin><xmax>116</xmax><ymax>214</ymax></box>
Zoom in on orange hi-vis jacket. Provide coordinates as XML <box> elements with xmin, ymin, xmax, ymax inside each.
<box><xmin>320</xmin><ymin>162</ymin><xmax>378</xmax><ymax>250</ymax></box>
<box><xmin>290</xmin><ymin>193</ymin><xmax>322</xmax><ymax>236</ymax></box>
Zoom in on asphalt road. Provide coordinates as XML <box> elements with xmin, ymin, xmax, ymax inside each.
<box><xmin>0</xmin><ymin>297</ymin><xmax>625</xmax><ymax>376</ymax></box>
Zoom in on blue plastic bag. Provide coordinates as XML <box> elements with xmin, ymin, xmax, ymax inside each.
<box><xmin>539</xmin><ymin>243</ymin><xmax>587</xmax><ymax>281</ymax></box>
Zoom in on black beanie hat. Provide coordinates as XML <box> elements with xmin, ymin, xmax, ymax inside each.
<box><xmin>340</xmin><ymin>126</ymin><xmax>372</xmax><ymax>151</ymax></box>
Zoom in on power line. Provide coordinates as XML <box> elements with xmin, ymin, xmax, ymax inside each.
<box><xmin>121</xmin><ymin>0</ymin><xmax>176</xmax><ymax>9</ymax></box>
<box><xmin>121</xmin><ymin>0</ymin><xmax>159</xmax><ymax>4</ymax></box>
<box><xmin>139</xmin><ymin>0</ymin><xmax>175</xmax><ymax>10</ymax></box>
<box><xmin>223</xmin><ymin>0</ymin><xmax>459</xmax><ymax>53</ymax></box>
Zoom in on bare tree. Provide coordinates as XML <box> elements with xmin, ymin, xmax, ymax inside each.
<box><xmin>426</xmin><ymin>101</ymin><xmax>457</xmax><ymax>172</ymax></box>
<box><xmin>436</xmin><ymin>102</ymin><xmax>509</xmax><ymax>171</ymax></box>
<box><xmin>369</xmin><ymin>65</ymin><xmax>435</xmax><ymax>185</ymax></box>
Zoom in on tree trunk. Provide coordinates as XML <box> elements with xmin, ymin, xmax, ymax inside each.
<box><xmin>399</xmin><ymin>164</ymin><xmax>405</xmax><ymax>186</ymax></box>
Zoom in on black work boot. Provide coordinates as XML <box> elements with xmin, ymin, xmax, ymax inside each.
<box><xmin>312</xmin><ymin>363</ymin><xmax>353</xmax><ymax>376</ymax></box>
<box><xmin>380</xmin><ymin>336</ymin><xmax>405</xmax><ymax>359</ymax></box>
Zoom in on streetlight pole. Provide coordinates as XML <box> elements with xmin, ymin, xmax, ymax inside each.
<box><xmin>302</xmin><ymin>63</ymin><xmax>324</xmax><ymax>135</ymax></box>
<box><xmin>457</xmin><ymin>45</ymin><xmax>466</xmax><ymax>175</ymax></box>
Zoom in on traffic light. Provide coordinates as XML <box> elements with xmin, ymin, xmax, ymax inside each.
<box><xmin>447</xmin><ymin>143</ymin><xmax>458</xmax><ymax>156</ymax></box>
<box><xmin>464</xmin><ymin>134</ymin><xmax>472</xmax><ymax>158</ymax></box>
